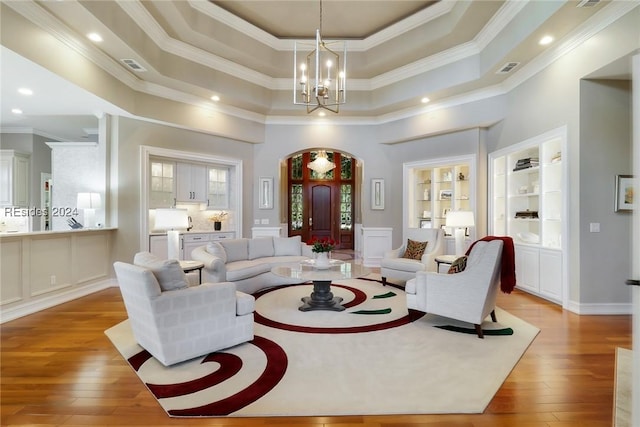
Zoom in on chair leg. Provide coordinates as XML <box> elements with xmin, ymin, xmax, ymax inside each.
<box><xmin>490</xmin><ymin>310</ymin><xmax>497</xmax><ymax>322</ymax></box>
<box><xmin>474</xmin><ymin>324</ymin><xmax>484</xmax><ymax>339</ymax></box>
<box><xmin>381</xmin><ymin>276</ymin><xmax>387</xmax><ymax>286</ymax></box>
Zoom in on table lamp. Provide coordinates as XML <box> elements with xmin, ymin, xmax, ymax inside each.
<box><xmin>76</xmin><ymin>192</ymin><xmax>101</xmax><ymax>229</ymax></box>
<box><xmin>155</xmin><ymin>208</ymin><xmax>189</xmax><ymax>260</ymax></box>
<box><xmin>445</xmin><ymin>210</ymin><xmax>475</xmax><ymax>256</ymax></box>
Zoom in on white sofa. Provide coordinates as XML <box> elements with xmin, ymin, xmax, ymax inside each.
<box><xmin>113</xmin><ymin>257</ymin><xmax>254</xmax><ymax>366</ymax></box>
<box><xmin>191</xmin><ymin>235</ymin><xmax>314</xmax><ymax>294</ymax></box>
<box><xmin>405</xmin><ymin>240</ymin><xmax>503</xmax><ymax>338</ymax></box>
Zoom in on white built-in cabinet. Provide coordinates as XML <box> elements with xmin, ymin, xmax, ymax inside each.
<box><xmin>149</xmin><ymin>157</ymin><xmax>230</xmax><ymax>209</ymax></box>
<box><xmin>149</xmin><ymin>158</ymin><xmax>176</xmax><ymax>208</ymax></box>
<box><xmin>489</xmin><ymin>126</ymin><xmax>567</xmax><ymax>305</ymax></box>
<box><xmin>149</xmin><ymin>231</ymin><xmax>235</xmax><ymax>260</ymax></box>
<box><xmin>0</xmin><ymin>150</ymin><xmax>30</xmax><ymax>207</ymax></box>
<box><xmin>404</xmin><ymin>155</ymin><xmax>476</xmax><ymax>252</ymax></box>
<box><xmin>176</xmin><ymin>162</ymin><xmax>207</xmax><ymax>203</ymax></box>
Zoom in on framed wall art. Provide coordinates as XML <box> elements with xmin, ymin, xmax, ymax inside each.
<box><xmin>371</xmin><ymin>178</ymin><xmax>385</xmax><ymax>210</ymax></box>
<box><xmin>614</xmin><ymin>175</ymin><xmax>635</xmax><ymax>212</ymax></box>
<box><xmin>259</xmin><ymin>176</ymin><xmax>273</xmax><ymax>209</ymax></box>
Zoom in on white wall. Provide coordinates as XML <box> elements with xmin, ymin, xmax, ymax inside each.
<box><xmin>579</xmin><ymin>79</ymin><xmax>632</xmax><ymax>305</ymax></box>
<box><xmin>486</xmin><ymin>8</ymin><xmax>639</xmax><ymax>307</ymax></box>
<box><xmin>259</xmin><ymin>125</ymin><xmax>484</xmax><ymax>248</ymax></box>
<box><xmin>112</xmin><ymin>116</ymin><xmax>255</xmax><ymax>263</ymax></box>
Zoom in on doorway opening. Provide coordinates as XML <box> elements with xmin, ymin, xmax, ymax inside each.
<box><xmin>286</xmin><ymin>150</ymin><xmax>357</xmax><ymax>249</ymax></box>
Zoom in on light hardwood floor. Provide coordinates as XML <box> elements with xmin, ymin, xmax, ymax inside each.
<box><xmin>1</xmin><ymin>280</ymin><xmax>632</xmax><ymax>427</ymax></box>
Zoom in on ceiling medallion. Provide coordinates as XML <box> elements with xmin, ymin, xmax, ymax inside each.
<box><xmin>293</xmin><ymin>0</ymin><xmax>346</xmax><ymax>114</ymax></box>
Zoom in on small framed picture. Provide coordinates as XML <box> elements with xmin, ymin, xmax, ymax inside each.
<box><xmin>258</xmin><ymin>176</ymin><xmax>273</xmax><ymax>209</ymax></box>
<box><xmin>614</xmin><ymin>175</ymin><xmax>635</xmax><ymax>212</ymax></box>
<box><xmin>439</xmin><ymin>189</ymin><xmax>452</xmax><ymax>200</ymax></box>
<box><xmin>371</xmin><ymin>178</ymin><xmax>385</xmax><ymax>210</ymax></box>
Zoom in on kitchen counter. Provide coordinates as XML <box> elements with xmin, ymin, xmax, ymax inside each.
<box><xmin>0</xmin><ymin>227</ymin><xmax>117</xmax><ymax>238</ymax></box>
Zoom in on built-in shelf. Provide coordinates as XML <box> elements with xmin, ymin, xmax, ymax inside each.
<box><xmin>489</xmin><ymin>126</ymin><xmax>568</xmax><ymax>306</ymax></box>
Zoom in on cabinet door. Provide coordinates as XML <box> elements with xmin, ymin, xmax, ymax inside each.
<box><xmin>182</xmin><ymin>233</ymin><xmax>209</xmax><ymax>260</ymax></box>
<box><xmin>176</xmin><ymin>163</ymin><xmax>207</xmax><ymax>203</ymax></box>
<box><xmin>539</xmin><ymin>249</ymin><xmax>562</xmax><ymax>302</ymax></box>
<box><xmin>149</xmin><ymin>235</ymin><xmax>169</xmax><ymax>259</ymax></box>
<box><xmin>149</xmin><ymin>160</ymin><xmax>175</xmax><ymax>208</ymax></box>
<box><xmin>0</xmin><ymin>155</ymin><xmax>12</xmax><ymax>205</ymax></box>
<box><xmin>515</xmin><ymin>245</ymin><xmax>539</xmax><ymax>293</ymax></box>
<box><xmin>13</xmin><ymin>155</ymin><xmax>29</xmax><ymax>207</ymax></box>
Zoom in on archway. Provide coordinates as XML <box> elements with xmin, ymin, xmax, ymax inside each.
<box><xmin>283</xmin><ymin>150</ymin><xmax>359</xmax><ymax>249</ymax></box>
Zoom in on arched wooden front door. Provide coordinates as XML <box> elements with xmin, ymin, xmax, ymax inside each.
<box><xmin>287</xmin><ymin>151</ymin><xmax>355</xmax><ymax>249</ymax></box>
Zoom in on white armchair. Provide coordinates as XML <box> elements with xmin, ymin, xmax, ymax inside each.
<box><xmin>380</xmin><ymin>228</ymin><xmax>444</xmax><ymax>286</ymax></box>
<box><xmin>405</xmin><ymin>240</ymin><xmax>503</xmax><ymax>338</ymax></box>
<box><xmin>113</xmin><ymin>260</ymin><xmax>254</xmax><ymax>366</ymax></box>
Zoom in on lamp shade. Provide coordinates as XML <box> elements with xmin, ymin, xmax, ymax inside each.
<box><xmin>446</xmin><ymin>210</ymin><xmax>475</xmax><ymax>228</ymax></box>
<box><xmin>77</xmin><ymin>192</ymin><xmax>101</xmax><ymax>209</ymax></box>
<box><xmin>155</xmin><ymin>208</ymin><xmax>189</xmax><ymax>230</ymax></box>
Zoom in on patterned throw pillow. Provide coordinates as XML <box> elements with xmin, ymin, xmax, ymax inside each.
<box><xmin>402</xmin><ymin>239</ymin><xmax>428</xmax><ymax>260</ymax></box>
<box><xmin>447</xmin><ymin>256</ymin><xmax>468</xmax><ymax>274</ymax></box>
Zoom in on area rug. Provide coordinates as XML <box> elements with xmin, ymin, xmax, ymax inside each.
<box><xmin>105</xmin><ymin>276</ymin><xmax>539</xmax><ymax>417</ymax></box>
<box><xmin>614</xmin><ymin>347</ymin><xmax>632</xmax><ymax>427</ymax></box>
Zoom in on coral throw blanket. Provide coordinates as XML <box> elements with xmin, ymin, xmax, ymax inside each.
<box><xmin>465</xmin><ymin>236</ymin><xmax>516</xmax><ymax>294</ymax></box>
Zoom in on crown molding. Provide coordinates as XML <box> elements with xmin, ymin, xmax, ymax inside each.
<box><xmin>501</xmin><ymin>0</ymin><xmax>639</xmax><ymax>93</ymax></box>
<box><xmin>0</xmin><ymin>126</ymin><xmax>71</xmax><ymax>142</ymax></box>
<box><xmin>117</xmin><ymin>1</ymin><xmax>277</xmax><ymax>89</ymax></box>
<box><xmin>188</xmin><ymin>0</ymin><xmax>457</xmax><ymax>53</ymax></box>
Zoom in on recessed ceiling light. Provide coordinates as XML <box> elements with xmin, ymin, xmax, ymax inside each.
<box><xmin>539</xmin><ymin>35</ymin><xmax>554</xmax><ymax>45</ymax></box>
<box><xmin>18</xmin><ymin>88</ymin><xmax>33</xmax><ymax>96</ymax></box>
<box><xmin>11</xmin><ymin>108</ymin><xmax>23</xmax><ymax>115</ymax></box>
<box><xmin>211</xmin><ymin>95</ymin><xmax>220</xmax><ymax>102</ymax></box>
<box><xmin>421</xmin><ymin>97</ymin><xmax>430</xmax><ymax>104</ymax></box>
<box><xmin>318</xmin><ymin>111</ymin><xmax>326</xmax><ymax>117</ymax></box>
<box><xmin>87</xmin><ymin>33</ymin><xmax>103</xmax><ymax>42</ymax></box>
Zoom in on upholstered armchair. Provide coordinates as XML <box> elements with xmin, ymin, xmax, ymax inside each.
<box><xmin>113</xmin><ymin>257</ymin><xmax>254</xmax><ymax>366</ymax></box>
<box><xmin>405</xmin><ymin>240</ymin><xmax>504</xmax><ymax>338</ymax></box>
<box><xmin>380</xmin><ymin>228</ymin><xmax>444</xmax><ymax>286</ymax></box>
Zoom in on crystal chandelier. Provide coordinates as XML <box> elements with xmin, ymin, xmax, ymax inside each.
<box><xmin>293</xmin><ymin>0</ymin><xmax>347</xmax><ymax>114</ymax></box>
<box><xmin>307</xmin><ymin>150</ymin><xmax>336</xmax><ymax>175</ymax></box>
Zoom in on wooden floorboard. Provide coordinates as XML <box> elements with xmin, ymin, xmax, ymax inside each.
<box><xmin>1</xmin><ymin>279</ymin><xmax>632</xmax><ymax>427</ymax></box>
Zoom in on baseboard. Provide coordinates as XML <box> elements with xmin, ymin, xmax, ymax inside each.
<box><xmin>0</xmin><ymin>278</ymin><xmax>117</xmax><ymax>324</ymax></box>
<box><xmin>566</xmin><ymin>300</ymin><xmax>633</xmax><ymax>315</ymax></box>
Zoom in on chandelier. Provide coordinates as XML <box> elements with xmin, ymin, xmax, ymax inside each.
<box><xmin>307</xmin><ymin>150</ymin><xmax>336</xmax><ymax>175</ymax></box>
<box><xmin>293</xmin><ymin>0</ymin><xmax>347</xmax><ymax>114</ymax></box>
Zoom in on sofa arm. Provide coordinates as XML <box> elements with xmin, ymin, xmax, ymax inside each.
<box><xmin>191</xmin><ymin>246</ymin><xmax>227</xmax><ymax>282</ymax></box>
<box><xmin>301</xmin><ymin>243</ymin><xmax>314</xmax><ymax>258</ymax></box>
<box><xmin>383</xmin><ymin>245</ymin><xmax>405</xmax><ymax>259</ymax></box>
<box><xmin>152</xmin><ymin>281</ymin><xmax>239</xmax><ymax>316</ymax></box>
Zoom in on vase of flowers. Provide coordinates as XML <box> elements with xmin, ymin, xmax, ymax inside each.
<box><xmin>309</xmin><ymin>237</ymin><xmax>335</xmax><ymax>269</ymax></box>
<box><xmin>208</xmin><ymin>211</ymin><xmax>228</xmax><ymax>231</ymax></box>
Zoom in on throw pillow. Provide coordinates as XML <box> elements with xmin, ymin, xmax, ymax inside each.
<box><xmin>273</xmin><ymin>235</ymin><xmax>302</xmax><ymax>256</ymax></box>
<box><xmin>133</xmin><ymin>252</ymin><xmax>189</xmax><ymax>292</ymax></box>
<box><xmin>206</xmin><ymin>241</ymin><xmax>227</xmax><ymax>263</ymax></box>
<box><xmin>402</xmin><ymin>239</ymin><xmax>428</xmax><ymax>260</ymax></box>
<box><xmin>219</xmin><ymin>238</ymin><xmax>249</xmax><ymax>263</ymax></box>
<box><xmin>447</xmin><ymin>255</ymin><xmax>468</xmax><ymax>274</ymax></box>
<box><xmin>249</xmin><ymin>237</ymin><xmax>275</xmax><ymax>260</ymax></box>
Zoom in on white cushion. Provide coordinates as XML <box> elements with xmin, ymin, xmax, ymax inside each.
<box><xmin>220</xmin><ymin>239</ymin><xmax>249</xmax><ymax>262</ymax></box>
<box><xmin>380</xmin><ymin>257</ymin><xmax>426</xmax><ymax>273</ymax></box>
<box><xmin>249</xmin><ymin>237</ymin><xmax>275</xmax><ymax>259</ymax></box>
<box><xmin>273</xmin><ymin>235</ymin><xmax>302</xmax><ymax>256</ymax></box>
<box><xmin>226</xmin><ymin>260</ymin><xmax>271</xmax><ymax>281</ymax></box>
<box><xmin>206</xmin><ymin>241</ymin><xmax>227</xmax><ymax>263</ymax></box>
<box><xmin>133</xmin><ymin>252</ymin><xmax>189</xmax><ymax>292</ymax></box>
<box><xmin>236</xmin><ymin>291</ymin><xmax>255</xmax><ymax>316</ymax></box>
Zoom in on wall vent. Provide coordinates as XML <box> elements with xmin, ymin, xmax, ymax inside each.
<box><xmin>496</xmin><ymin>62</ymin><xmax>520</xmax><ymax>74</ymax></box>
<box><xmin>577</xmin><ymin>0</ymin><xmax>600</xmax><ymax>7</ymax></box>
<box><xmin>121</xmin><ymin>59</ymin><xmax>147</xmax><ymax>72</ymax></box>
